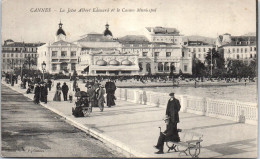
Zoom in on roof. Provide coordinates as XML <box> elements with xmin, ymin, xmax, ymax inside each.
<box><xmin>146</xmin><ymin>26</ymin><xmax>180</xmax><ymax>35</ymax></box>
<box><xmin>3</xmin><ymin>42</ymin><xmax>45</xmax><ymax>47</ymax></box>
<box><xmin>221</xmin><ymin>41</ymin><xmax>256</xmax><ymax>47</ymax></box>
<box><xmin>77</xmin><ymin>34</ymin><xmax>116</xmax><ymax>42</ymax></box>
<box><xmin>187</xmin><ymin>41</ymin><xmax>212</xmax><ymax>46</ymax></box>
<box><xmin>52</xmin><ymin>40</ymin><xmax>77</xmax><ymax>46</ymax></box>
<box><xmin>5</xmin><ymin>39</ymin><xmax>14</xmax><ymax>42</ymax></box>
<box><xmin>118</xmin><ymin>35</ymin><xmax>150</xmax><ymax>44</ymax></box>
<box><xmin>221</xmin><ymin>36</ymin><xmax>256</xmax><ymax>47</ymax></box>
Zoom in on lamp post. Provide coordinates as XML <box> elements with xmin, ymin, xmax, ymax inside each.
<box><xmin>8</xmin><ymin>59</ymin><xmax>16</xmax><ymax>86</ymax></box>
<box><xmin>41</xmin><ymin>61</ymin><xmax>46</xmax><ymax>82</ymax></box>
<box><xmin>209</xmin><ymin>48</ymin><xmax>213</xmax><ymax>77</ymax></box>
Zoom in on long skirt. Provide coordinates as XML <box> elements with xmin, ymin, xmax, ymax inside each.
<box><xmin>98</xmin><ymin>97</ymin><xmax>105</xmax><ymax>110</ymax></box>
<box><xmin>34</xmin><ymin>94</ymin><xmax>40</xmax><ymax>104</ymax></box>
<box><xmin>107</xmin><ymin>93</ymin><xmax>115</xmax><ymax>107</ymax></box>
<box><xmin>53</xmin><ymin>91</ymin><xmax>61</xmax><ymax>101</ymax></box>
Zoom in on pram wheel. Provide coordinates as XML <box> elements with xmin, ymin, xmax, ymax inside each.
<box><xmin>82</xmin><ymin>107</ymin><xmax>91</xmax><ymax>117</ymax></box>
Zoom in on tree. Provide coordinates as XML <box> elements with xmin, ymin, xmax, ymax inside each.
<box><xmin>205</xmin><ymin>48</ymin><xmax>225</xmax><ymax>70</ymax></box>
<box><xmin>192</xmin><ymin>57</ymin><xmax>206</xmax><ymax>77</ymax></box>
<box><xmin>228</xmin><ymin>59</ymin><xmax>257</xmax><ymax>78</ymax></box>
<box><xmin>23</xmin><ymin>55</ymin><xmax>37</xmax><ymax>70</ymax></box>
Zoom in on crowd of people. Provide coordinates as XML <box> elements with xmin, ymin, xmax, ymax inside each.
<box><xmin>3</xmin><ymin>73</ymin><xmax>118</xmax><ymax>113</ymax></box>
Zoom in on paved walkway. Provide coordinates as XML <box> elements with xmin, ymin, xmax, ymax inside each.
<box><xmin>3</xmin><ymin>82</ymin><xmax>258</xmax><ymax>158</ymax></box>
<box><xmin>1</xmin><ymin>84</ymin><xmax>123</xmax><ymax>157</ymax></box>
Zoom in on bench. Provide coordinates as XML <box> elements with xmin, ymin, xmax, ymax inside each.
<box><xmin>166</xmin><ymin>129</ymin><xmax>203</xmax><ymax>158</ymax></box>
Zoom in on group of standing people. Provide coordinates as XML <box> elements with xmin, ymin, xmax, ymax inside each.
<box><xmin>53</xmin><ymin>82</ymin><xmax>69</xmax><ymax>101</ymax></box>
<box><xmin>84</xmin><ymin>79</ymin><xmax>117</xmax><ymax>112</ymax></box>
<box><xmin>34</xmin><ymin>82</ymin><xmax>48</xmax><ymax>104</ymax></box>
<box><xmin>32</xmin><ymin>77</ymin><xmax>117</xmax><ymax>113</ymax></box>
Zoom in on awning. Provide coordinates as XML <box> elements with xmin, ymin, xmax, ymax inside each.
<box><xmin>90</xmin><ymin>65</ymin><xmax>139</xmax><ymax>71</ymax></box>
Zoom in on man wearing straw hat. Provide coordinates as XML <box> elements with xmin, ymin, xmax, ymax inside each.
<box><xmin>154</xmin><ymin>92</ymin><xmax>181</xmax><ymax>154</ymax></box>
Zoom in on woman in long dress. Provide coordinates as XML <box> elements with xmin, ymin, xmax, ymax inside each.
<box><xmin>53</xmin><ymin>82</ymin><xmax>61</xmax><ymax>101</ymax></box>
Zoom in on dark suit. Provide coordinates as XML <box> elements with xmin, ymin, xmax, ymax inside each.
<box><xmin>166</xmin><ymin>98</ymin><xmax>181</xmax><ymax>123</ymax></box>
<box><xmin>34</xmin><ymin>85</ymin><xmax>41</xmax><ymax>104</ymax></box>
<box><xmin>155</xmin><ymin>97</ymin><xmax>181</xmax><ymax>152</ymax></box>
<box><xmin>62</xmin><ymin>84</ymin><xmax>69</xmax><ymax>101</ymax></box>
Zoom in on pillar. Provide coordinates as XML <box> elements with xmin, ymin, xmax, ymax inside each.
<box><xmin>57</xmin><ymin>64</ymin><xmax>60</xmax><ymax>72</ymax></box>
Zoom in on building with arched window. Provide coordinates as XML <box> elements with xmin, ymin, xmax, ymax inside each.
<box><xmin>37</xmin><ymin>21</ymin><xmax>81</xmax><ymax>74</ymax></box>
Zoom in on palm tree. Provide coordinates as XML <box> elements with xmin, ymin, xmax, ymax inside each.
<box><xmin>23</xmin><ymin>54</ymin><xmax>36</xmax><ymax>70</ymax></box>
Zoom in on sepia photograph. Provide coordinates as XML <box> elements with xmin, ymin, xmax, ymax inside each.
<box><xmin>1</xmin><ymin>0</ymin><xmax>258</xmax><ymax>158</ymax></box>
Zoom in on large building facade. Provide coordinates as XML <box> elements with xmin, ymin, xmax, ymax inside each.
<box><xmin>216</xmin><ymin>34</ymin><xmax>257</xmax><ymax>62</ymax></box>
<box><xmin>186</xmin><ymin>40</ymin><xmax>214</xmax><ymax>64</ymax></box>
<box><xmin>37</xmin><ymin>23</ymin><xmax>193</xmax><ymax>76</ymax></box>
<box><xmin>1</xmin><ymin>39</ymin><xmax>45</xmax><ymax>73</ymax></box>
<box><xmin>119</xmin><ymin>27</ymin><xmax>192</xmax><ymax>75</ymax></box>
<box><xmin>76</xmin><ymin>30</ymin><xmax>139</xmax><ymax>75</ymax></box>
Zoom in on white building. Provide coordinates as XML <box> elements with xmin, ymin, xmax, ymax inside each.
<box><xmin>216</xmin><ymin>34</ymin><xmax>257</xmax><ymax>62</ymax></box>
<box><xmin>119</xmin><ymin>27</ymin><xmax>192</xmax><ymax>75</ymax></box>
<box><xmin>37</xmin><ymin>22</ymin><xmax>81</xmax><ymax>74</ymax></box>
<box><xmin>186</xmin><ymin>40</ymin><xmax>214</xmax><ymax>64</ymax></box>
<box><xmin>1</xmin><ymin>39</ymin><xmax>44</xmax><ymax>73</ymax></box>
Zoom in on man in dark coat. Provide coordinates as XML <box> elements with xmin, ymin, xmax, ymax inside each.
<box><xmin>62</xmin><ymin>82</ymin><xmax>69</xmax><ymax>101</ymax></box>
<box><xmin>47</xmin><ymin>79</ymin><xmax>52</xmax><ymax>91</ymax></box>
<box><xmin>41</xmin><ymin>83</ymin><xmax>48</xmax><ymax>103</ymax></box>
<box><xmin>105</xmin><ymin>79</ymin><xmax>116</xmax><ymax>107</ymax></box>
<box><xmin>40</xmin><ymin>83</ymin><xmax>46</xmax><ymax>102</ymax></box>
<box><xmin>34</xmin><ymin>83</ymin><xmax>41</xmax><ymax>104</ymax></box>
<box><xmin>154</xmin><ymin>92</ymin><xmax>181</xmax><ymax>154</ymax></box>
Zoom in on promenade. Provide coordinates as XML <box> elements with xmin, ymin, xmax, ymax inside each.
<box><xmin>2</xmin><ymin>82</ymin><xmax>258</xmax><ymax>158</ymax></box>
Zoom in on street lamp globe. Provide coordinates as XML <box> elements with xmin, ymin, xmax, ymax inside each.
<box><xmin>41</xmin><ymin>61</ymin><xmax>46</xmax><ymax>70</ymax></box>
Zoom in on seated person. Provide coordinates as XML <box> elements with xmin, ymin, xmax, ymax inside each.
<box><xmin>154</xmin><ymin>116</ymin><xmax>180</xmax><ymax>154</ymax></box>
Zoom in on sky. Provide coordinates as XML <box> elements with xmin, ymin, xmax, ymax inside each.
<box><xmin>2</xmin><ymin>0</ymin><xmax>257</xmax><ymax>43</ymax></box>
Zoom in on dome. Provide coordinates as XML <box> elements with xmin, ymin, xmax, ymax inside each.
<box><xmin>109</xmin><ymin>59</ymin><xmax>120</xmax><ymax>66</ymax></box>
<box><xmin>104</xmin><ymin>29</ymin><xmax>113</xmax><ymax>36</ymax></box>
<box><xmin>121</xmin><ymin>59</ymin><xmax>132</xmax><ymax>66</ymax></box>
<box><xmin>104</xmin><ymin>23</ymin><xmax>113</xmax><ymax>36</ymax></box>
<box><xmin>57</xmin><ymin>28</ymin><xmax>66</xmax><ymax>36</ymax></box>
<box><xmin>96</xmin><ymin>60</ymin><xmax>107</xmax><ymax>66</ymax></box>
<box><xmin>56</xmin><ymin>21</ymin><xmax>66</xmax><ymax>36</ymax></box>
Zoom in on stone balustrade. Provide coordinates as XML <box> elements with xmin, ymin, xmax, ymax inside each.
<box><xmin>54</xmin><ymin>81</ymin><xmax>257</xmax><ymax>125</ymax></box>
<box><xmin>114</xmin><ymin>88</ymin><xmax>258</xmax><ymax>125</ymax></box>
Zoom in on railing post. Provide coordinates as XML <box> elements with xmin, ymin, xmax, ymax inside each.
<box><xmin>134</xmin><ymin>90</ymin><xmax>138</xmax><ymax>104</ymax></box>
<box><xmin>202</xmin><ymin>97</ymin><xmax>207</xmax><ymax>116</ymax></box>
<box><xmin>234</xmin><ymin>100</ymin><xmax>238</xmax><ymax>122</ymax></box>
<box><xmin>181</xmin><ymin>95</ymin><xmax>187</xmax><ymax>113</ymax></box>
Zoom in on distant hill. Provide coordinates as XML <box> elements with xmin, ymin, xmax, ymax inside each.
<box><xmin>183</xmin><ymin>35</ymin><xmax>216</xmax><ymax>45</ymax></box>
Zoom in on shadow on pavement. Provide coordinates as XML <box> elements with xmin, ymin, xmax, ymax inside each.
<box><xmin>203</xmin><ymin>138</ymin><xmax>257</xmax><ymax>156</ymax></box>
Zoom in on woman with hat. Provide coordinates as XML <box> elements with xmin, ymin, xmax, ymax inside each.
<box><xmin>53</xmin><ymin>82</ymin><xmax>61</xmax><ymax>101</ymax></box>
<box><xmin>97</xmin><ymin>84</ymin><xmax>105</xmax><ymax>112</ymax></box>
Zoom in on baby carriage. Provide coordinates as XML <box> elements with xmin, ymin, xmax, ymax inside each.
<box><xmin>26</xmin><ymin>83</ymin><xmax>34</xmax><ymax>94</ymax></box>
<box><xmin>72</xmin><ymin>91</ymin><xmax>91</xmax><ymax>117</ymax></box>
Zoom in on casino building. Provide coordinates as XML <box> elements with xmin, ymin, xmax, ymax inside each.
<box><xmin>76</xmin><ymin>24</ymin><xmax>139</xmax><ymax>75</ymax></box>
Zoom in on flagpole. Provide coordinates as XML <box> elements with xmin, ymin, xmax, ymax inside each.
<box><xmin>210</xmin><ymin>49</ymin><xmax>213</xmax><ymax>76</ymax></box>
